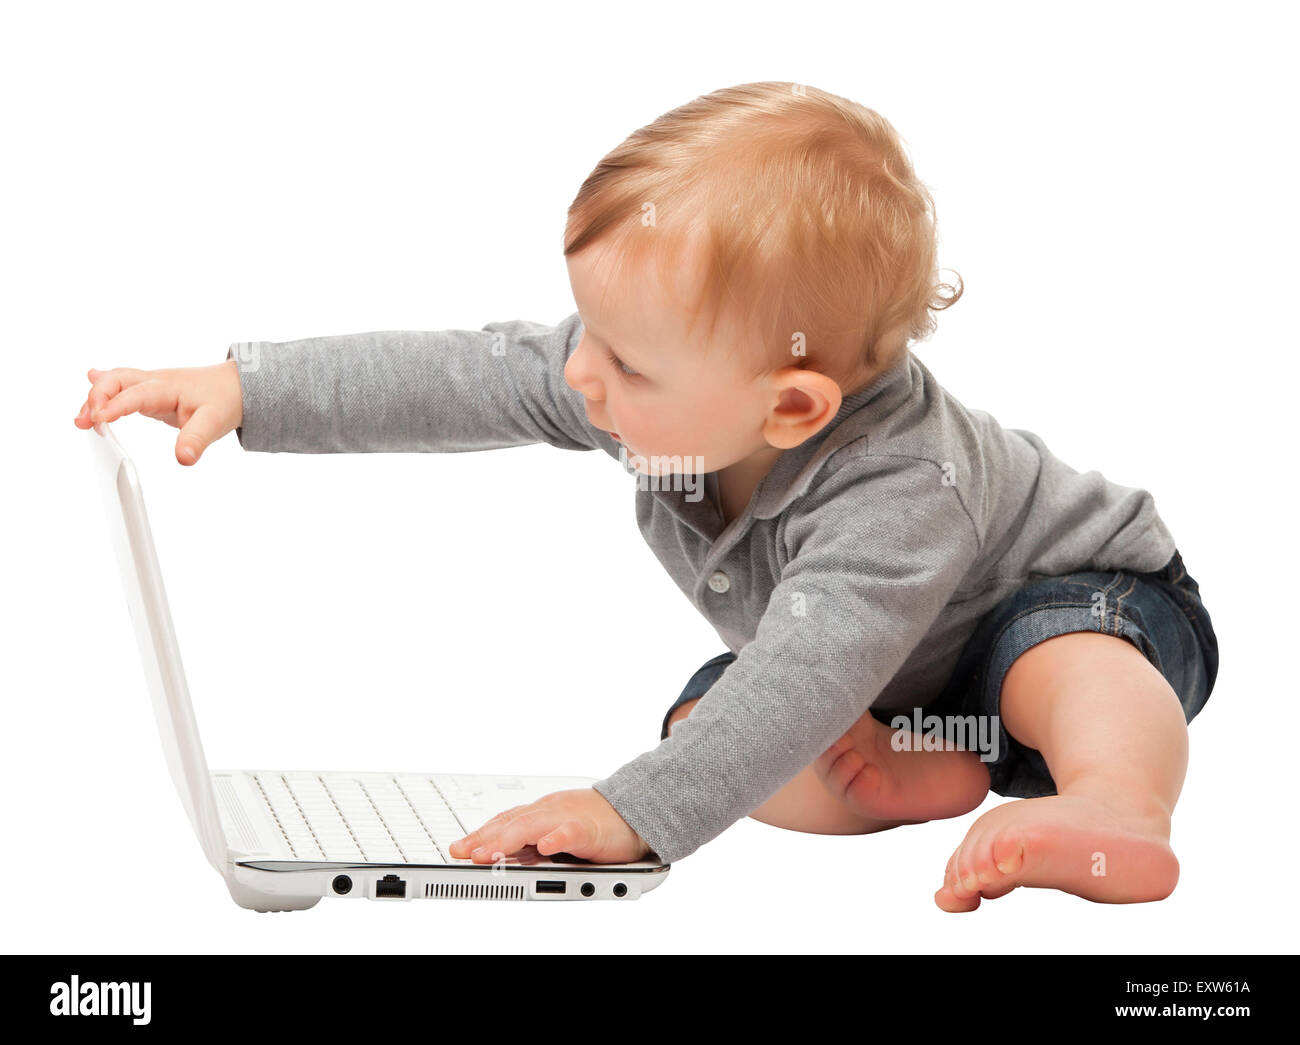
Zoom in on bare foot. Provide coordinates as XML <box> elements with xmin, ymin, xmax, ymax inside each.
<box><xmin>811</xmin><ymin>709</ymin><xmax>991</xmax><ymax>822</ymax></box>
<box><xmin>934</xmin><ymin>793</ymin><xmax>1179</xmax><ymax>911</ymax></box>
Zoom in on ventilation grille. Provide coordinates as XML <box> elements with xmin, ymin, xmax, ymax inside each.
<box><xmin>426</xmin><ymin>882</ymin><xmax>525</xmax><ymax>901</ymax></box>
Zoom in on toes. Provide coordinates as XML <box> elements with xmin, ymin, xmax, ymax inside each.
<box><xmin>935</xmin><ymin>882</ymin><xmax>980</xmax><ymax>912</ymax></box>
<box><xmin>826</xmin><ymin>746</ymin><xmax>864</xmax><ymax>790</ymax></box>
<box><xmin>939</xmin><ymin>840</ymin><xmax>1019</xmax><ymax>909</ymax></box>
<box><xmin>943</xmin><ymin>846</ymin><xmax>977</xmax><ymax>900</ymax></box>
<box><xmin>977</xmin><ymin>879</ymin><xmax>1018</xmax><ymax>901</ymax></box>
<box><xmin>991</xmin><ymin>828</ymin><xmax>1027</xmax><ymax>876</ymax></box>
<box><xmin>969</xmin><ymin>841</ymin><xmax>1008</xmax><ymax>889</ymax></box>
<box><xmin>945</xmin><ymin>822</ymin><xmax>1018</xmax><ymax>900</ymax></box>
<box><xmin>843</xmin><ymin>763</ymin><xmax>883</xmax><ymax>811</ymax></box>
<box><xmin>952</xmin><ymin>846</ymin><xmax>982</xmax><ymax>897</ymax></box>
<box><xmin>821</xmin><ymin>747</ymin><xmax>874</xmax><ymax>803</ymax></box>
<box><xmin>811</xmin><ymin>737</ymin><xmax>853</xmax><ymax>784</ymax></box>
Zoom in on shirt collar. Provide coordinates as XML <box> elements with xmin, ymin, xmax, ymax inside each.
<box><xmin>751</xmin><ymin>349</ymin><xmax>916</xmax><ymax>520</ymax></box>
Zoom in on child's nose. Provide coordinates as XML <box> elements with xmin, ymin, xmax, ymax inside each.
<box><xmin>564</xmin><ymin>346</ymin><xmax>603</xmax><ymax>399</ymax></box>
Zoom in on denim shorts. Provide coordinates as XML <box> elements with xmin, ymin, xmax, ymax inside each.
<box><xmin>660</xmin><ymin>547</ymin><xmax>1219</xmax><ymax>800</ymax></box>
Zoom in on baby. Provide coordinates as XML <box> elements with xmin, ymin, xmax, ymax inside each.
<box><xmin>73</xmin><ymin>82</ymin><xmax>1218</xmax><ymax>911</ymax></box>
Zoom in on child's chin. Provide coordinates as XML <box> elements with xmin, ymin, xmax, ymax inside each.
<box><xmin>629</xmin><ymin>455</ymin><xmax>657</xmax><ymax>473</ymax></box>
<box><xmin>619</xmin><ymin>450</ymin><xmax>703</xmax><ymax>477</ymax></box>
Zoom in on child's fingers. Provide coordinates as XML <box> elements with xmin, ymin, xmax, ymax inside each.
<box><xmin>77</xmin><ymin>367</ymin><xmax>103</xmax><ymax>411</ymax></box>
<box><xmin>76</xmin><ymin>369</ymin><xmax>100</xmax><ymax>422</ymax></box>
<box><xmin>86</xmin><ymin>374</ymin><xmax>123</xmax><ymax>416</ymax></box>
<box><xmin>89</xmin><ymin>383</ymin><xmax>134</xmax><ymax>423</ymax></box>
<box><xmin>86</xmin><ymin>368</ymin><xmax>148</xmax><ymax>416</ymax></box>
<box><xmin>465</xmin><ymin>809</ymin><xmax>549</xmax><ymax>863</ymax></box>
<box><xmin>448</xmin><ymin>804</ymin><xmax>530</xmax><ymax>858</ymax></box>
<box><xmin>76</xmin><ymin>369</ymin><xmax>106</xmax><ymax>418</ymax></box>
<box><xmin>93</xmin><ymin>378</ymin><xmax>177</xmax><ymax>425</ymax></box>
<box><xmin>451</xmin><ymin>813</ymin><xmax>522</xmax><ymax>857</ymax></box>
<box><xmin>537</xmin><ymin>820</ymin><xmax>587</xmax><ymax>856</ymax></box>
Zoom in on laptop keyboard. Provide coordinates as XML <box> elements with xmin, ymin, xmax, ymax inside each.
<box><xmin>248</xmin><ymin>771</ymin><xmax>474</xmax><ymax>864</ymax></box>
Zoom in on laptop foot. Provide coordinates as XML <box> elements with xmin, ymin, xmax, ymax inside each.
<box><xmin>226</xmin><ymin>878</ymin><xmax>321</xmax><ymax>912</ymax></box>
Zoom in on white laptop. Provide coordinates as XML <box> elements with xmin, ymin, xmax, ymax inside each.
<box><xmin>87</xmin><ymin>422</ymin><xmax>670</xmax><ymax>910</ymax></box>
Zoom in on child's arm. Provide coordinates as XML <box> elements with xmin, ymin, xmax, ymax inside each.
<box><xmin>225</xmin><ymin>313</ymin><xmax>612</xmax><ymax>457</ymax></box>
<box><xmin>76</xmin><ymin>312</ymin><xmax>617</xmax><ymax>464</ymax></box>
<box><xmin>455</xmin><ymin>452</ymin><xmax>984</xmax><ymax>866</ymax></box>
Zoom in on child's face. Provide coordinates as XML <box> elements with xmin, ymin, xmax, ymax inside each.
<box><xmin>564</xmin><ymin>237</ymin><xmax>780</xmax><ymax>476</ymax></box>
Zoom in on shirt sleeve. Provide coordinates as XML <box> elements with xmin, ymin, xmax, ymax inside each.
<box><xmin>592</xmin><ymin>453</ymin><xmax>982</xmax><ymax>865</ymax></box>
<box><xmin>224</xmin><ymin>311</ymin><xmax>619</xmax><ymax>458</ymax></box>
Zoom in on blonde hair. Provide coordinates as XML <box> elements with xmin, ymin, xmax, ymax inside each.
<box><xmin>563</xmin><ymin>81</ymin><xmax>963</xmax><ymax>393</ymax></box>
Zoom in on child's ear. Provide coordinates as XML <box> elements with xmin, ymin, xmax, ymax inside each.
<box><xmin>763</xmin><ymin>368</ymin><xmax>842</xmax><ymax>449</ymax></box>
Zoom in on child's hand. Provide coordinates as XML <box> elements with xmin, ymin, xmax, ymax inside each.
<box><xmin>73</xmin><ymin>361</ymin><xmax>244</xmax><ymax>466</ymax></box>
<box><xmin>449</xmin><ymin>788</ymin><xmax>652</xmax><ymax>864</ymax></box>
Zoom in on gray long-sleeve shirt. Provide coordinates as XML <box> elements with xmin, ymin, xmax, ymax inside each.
<box><xmin>226</xmin><ymin>311</ymin><xmax>1176</xmax><ymax>865</ymax></box>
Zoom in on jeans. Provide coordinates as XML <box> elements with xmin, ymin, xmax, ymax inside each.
<box><xmin>660</xmin><ymin>548</ymin><xmax>1219</xmax><ymax>799</ymax></box>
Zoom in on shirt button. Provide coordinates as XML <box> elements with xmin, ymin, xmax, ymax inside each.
<box><xmin>707</xmin><ymin>570</ymin><xmax>731</xmax><ymax>594</ymax></box>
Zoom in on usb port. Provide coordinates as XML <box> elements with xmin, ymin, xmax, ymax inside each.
<box><xmin>535</xmin><ymin>880</ymin><xmax>566</xmax><ymax>895</ymax></box>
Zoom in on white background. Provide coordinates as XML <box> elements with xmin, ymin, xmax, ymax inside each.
<box><xmin>6</xmin><ymin>0</ymin><xmax>1295</xmax><ymax>953</ymax></box>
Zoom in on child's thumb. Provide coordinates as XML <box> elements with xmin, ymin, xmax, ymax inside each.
<box><xmin>175</xmin><ymin>405</ymin><xmax>226</xmax><ymax>466</ymax></box>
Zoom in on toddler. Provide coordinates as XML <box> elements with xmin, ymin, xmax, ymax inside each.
<box><xmin>73</xmin><ymin>82</ymin><xmax>1219</xmax><ymax>911</ymax></box>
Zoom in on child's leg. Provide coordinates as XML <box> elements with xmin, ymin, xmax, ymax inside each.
<box><xmin>932</xmin><ymin>553</ymin><xmax>1217</xmax><ymax>910</ymax></box>
<box><xmin>936</xmin><ymin>631</ymin><xmax>1189</xmax><ymax>910</ymax></box>
<box><xmin>1003</xmin><ymin>631</ymin><xmax>1186</xmax><ymax>820</ymax></box>
<box><xmin>665</xmin><ymin>696</ymin><xmax>989</xmax><ymax>835</ymax></box>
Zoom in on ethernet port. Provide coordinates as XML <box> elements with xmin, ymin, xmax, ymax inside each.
<box><xmin>376</xmin><ymin>874</ymin><xmax>407</xmax><ymax>898</ymax></box>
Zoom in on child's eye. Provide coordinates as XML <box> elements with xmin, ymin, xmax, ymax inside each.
<box><xmin>606</xmin><ymin>346</ymin><xmax>640</xmax><ymax>378</ymax></box>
